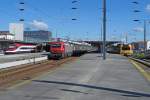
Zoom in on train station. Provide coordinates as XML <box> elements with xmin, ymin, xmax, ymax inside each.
<box><xmin>0</xmin><ymin>0</ymin><xmax>150</xmax><ymax>100</ymax></box>
<box><xmin>0</xmin><ymin>53</ymin><xmax>150</xmax><ymax>100</ymax></box>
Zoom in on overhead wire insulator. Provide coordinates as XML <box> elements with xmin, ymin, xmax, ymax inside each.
<box><xmin>19</xmin><ymin>9</ymin><xmax>24</xmax><ymax>11</ymax></box>
<box><xmin>72</xmin><ymin>8</ymin><xmax>77</xmax><ymax>10</ymax></box>
<box><xmin>19</xmin><ymin>19</ymin><xmax>24</xmax><ymax>21</ymax></box>
<box><xmin>20</xmin><ymin>2</ymin><xmax>24</xmax><ymax>4</ymax></box>
<box><xmin>72</xmin><ymin>0</ymin><xmax>78</xmax><ymax>3</ymax></box>
<box><xmin>72</xmin><ymin>19</ymin><xmax>77</xmax><ymax>20</ymax></box>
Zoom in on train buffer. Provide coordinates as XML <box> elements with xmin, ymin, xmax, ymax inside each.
<box><xmin>0</xmin><ymin>53</ymin><xmax>150</xmax><ymax>100</ymax></box>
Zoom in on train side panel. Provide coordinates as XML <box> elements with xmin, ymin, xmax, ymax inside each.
<box><xmin>64</xmin><ymin>43</ymin><xmax>73</xmax><ymax>57</ymax></box>
<box><xmin>4</xmin><ymin>43</ymin><xmax>36</xmax><ymax>54</ymax></box>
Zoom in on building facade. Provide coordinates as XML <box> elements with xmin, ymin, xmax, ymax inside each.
<box><xmin>24</xmin><ymin>31</ymin><xmax>52</xmax><ymax>43</ymax></box>
<box><xmin>9</xmin><ymin>23</ymin><xmax>24</xmax><ymax>41</ymax></box>
<box><xmin>0</xmin><ymin>31</ymin><xmax>14</xmax><ymax>40</ymax></box>
<box><xmin>132</xmin><ymin>41</ymin><xmax>144</xmax><ymax>51</ymax></box>
<box><xmin>0</xmin><ymin>31</ymin><xmax>15</xmax><ymax>50</ymax></box>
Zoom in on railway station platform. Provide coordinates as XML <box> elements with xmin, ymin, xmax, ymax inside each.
<box><xmin>0</xmin><ymin>54</ymin><xmax>150</xmax><ymax>100</ymax></box>
<box><xmin>0</xmin><ymin>53</ymin><xmax>47</xmax><ymax>69</ymax></box>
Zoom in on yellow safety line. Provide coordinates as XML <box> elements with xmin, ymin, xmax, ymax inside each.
<box><xmin>130</xmin><ymin>60</ymin><xmax>150</xmax><ymax>82</ymax></box>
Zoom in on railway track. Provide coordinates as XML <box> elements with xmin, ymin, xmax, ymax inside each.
<box><xmin>143</xmin><ymin>59</ymin><xmax>150</xmax><ymax>63</ymax></box>
<box><xmin>129</xmin><ymin>57</ymin><xmax>150</xmax><ymax>67</ymax></box>
<box><xmin>0</xmin><ymin>57</ymin><xmax>77</xmax><ymax>88</ymax></box>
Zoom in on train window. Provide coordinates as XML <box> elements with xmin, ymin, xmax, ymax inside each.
<box><xmin>9</xmin><ymin>45</ymin><xmax>16</xmax><ymax>49</ymax></box>
<box><xmin>51</xmin><ymin>44</ymin><xmax>61</xmax><ymax>48</ymax></box>
<box><xmin>20</xmin><ymin>47</ymin><xmax>34</xmax><ymax>49</ymax></box>
<box><xmin>20</xmin><ymin>47</ymin><xmax>29</xmax><ymax>49</ymax></box>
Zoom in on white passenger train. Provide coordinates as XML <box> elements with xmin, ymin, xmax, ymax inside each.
<box><xmin>4</xmin><ymin>43</ymin><xmax>36</xmax><ymax>54</ymax></box>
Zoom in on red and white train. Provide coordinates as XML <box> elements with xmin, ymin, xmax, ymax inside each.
<box><xmin>46</xmin><ymin>41</ymin><xmax>97</xmax><ymax>59</ymax></box>
<box><xmin>4</xmin><ymin>41</ymin><xmax>97</xmax><ymax>58</ymax></box>
<box><xmin>4</xmin><ymin>43</ymin><xmax>37</xmax><ymax>54</ymax></box>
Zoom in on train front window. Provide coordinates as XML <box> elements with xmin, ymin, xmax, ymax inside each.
<box><xmin>122</xmin><ymin>46</ymin><xmax>130</xmax><ymax>50</ymax></box>
<box><xmin>51</xmin><ymin>44</ymin><xmax>61</xmax><ymax>48</ymax></box>
<box><xmin>8</xmin><ymin>45</ymin><xmax>16</xmax><ymax>49</ymax></box>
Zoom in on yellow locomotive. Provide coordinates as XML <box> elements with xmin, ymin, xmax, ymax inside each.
<box><xmin>120</xmin><ymin>44</ymin><xmax>133</xmax><ymax>56</ymax></box>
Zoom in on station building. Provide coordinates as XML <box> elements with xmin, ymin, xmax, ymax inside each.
<box><xmin>131</xmin><ymin>41</ymin><xmax>150</xmax><ymax>52</ymax></box>
<box><xmin>0</xmin><ymin>31</ymin><xmax>14</xmax><ymax>40</ymax></box>
<box><xmin>24</xmin><ymin>31</ymin><xmax>52</xmax><ymax>43</ymax></box>
<box><xmin>0</xmin><ymin>30</ymin><xmax>52</xmax><ymax>50</ymax></box>
<box><xmin>0</xmin><ymin>31</ymin><xmax>15</xmax><ymax>50</ymax></box>
<box><xmin>131</xmin><ymin>41</ymin><xmax>144</xmax><ymax>51</ymax></box>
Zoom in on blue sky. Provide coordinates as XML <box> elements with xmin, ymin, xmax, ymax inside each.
<box><xmin>0</xmin><ymin>0</ymin><xmax>150</xmax><ymax>42</ymax></box>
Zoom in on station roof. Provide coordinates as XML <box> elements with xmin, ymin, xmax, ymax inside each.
<box><xmin>0</xmin><ymin>31</ymin><xmax>13</xmax><ymax>35</ymax></box>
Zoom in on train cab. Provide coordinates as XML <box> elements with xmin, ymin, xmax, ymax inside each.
<box><xmin>120</xmin><ymin>44</ymin><xmax>133</xmax><ymax>56</ymax></box>
<box><xmin>4</xmin><ymin>43</ymin><xmax>36</xmax><ymax>54</ymax></box>
<box><xmin>47</xmin><ymin>42</ymin><xmax>73</xmax><ymax>59</ymax></box>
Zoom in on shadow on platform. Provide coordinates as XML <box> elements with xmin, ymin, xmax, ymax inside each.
<box><xmin>33</xmin><ymin>80</ymin><xmax>150</xmax><ymax>97</ymax></box>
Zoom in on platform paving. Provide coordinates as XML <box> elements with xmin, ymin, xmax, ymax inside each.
<box><xmin>0</xmin><ymin>54</ymin><xmax>150</xmax><ymax>100</ymax></box>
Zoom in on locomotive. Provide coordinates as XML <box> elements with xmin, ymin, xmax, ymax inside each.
<box><xmin>46</xmin><ymin>41</ymin><xmax>97</xmax><ymax>59</ymax></box>
<box><xmin>120</xmin><ymin>44</ymin><xmax>133</xmax><ymax>56</ymax></box>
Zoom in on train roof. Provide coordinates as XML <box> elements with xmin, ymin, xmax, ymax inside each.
<box><xmin>49</xmin><ymin>39</ymin><xmax>91</xmax><ymax>46</ymax></box>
